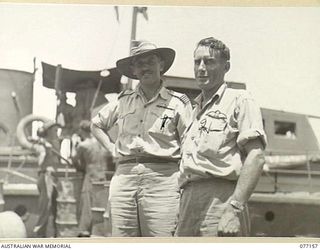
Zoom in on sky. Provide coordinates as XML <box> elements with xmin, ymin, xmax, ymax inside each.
<box><xmin>1</xmin><ymin>3</ymin><xmax>320</xmax><ymax>121</ymax></box>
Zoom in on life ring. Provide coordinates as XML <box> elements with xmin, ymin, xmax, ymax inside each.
<box><xmin>16</xmin><ymin>114</ymin><xmax>50</xmax><ymax>150</ymax></box>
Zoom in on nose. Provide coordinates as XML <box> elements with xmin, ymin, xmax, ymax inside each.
<box><xmin>141</xmin><ymin>63</ymin><xmax>150</xmax><ymax>69</ymax></box>
<box><xmin>138</xmin><ymin>62</ymin><xmax>150</xmax><ymax>71</ymax></box>
<box><xmin>198</xmin><ymin>59</ymin><xmax>206</xmax><ymax>71</ymax></box>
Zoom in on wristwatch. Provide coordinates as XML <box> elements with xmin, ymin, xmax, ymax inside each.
<box><xmin>229</xmin><ymin>199</ymin><xmax>245</xmax><ymax>212</ymax></box>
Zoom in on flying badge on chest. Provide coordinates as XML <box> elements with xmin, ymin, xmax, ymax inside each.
<box><xmin>199</xmin><ymin>110</ymin><xmax>228</xmax><ymax>135</ymax></box>
<box><xmin>206</xmin><ymin>110</ymin><xmax>227</xmax><ymax>120</ymax></box>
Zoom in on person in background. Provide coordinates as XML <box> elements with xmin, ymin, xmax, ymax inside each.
<box><xmin>14</xmin><ymin>204</ymin><xmax>30</xmax><ymax>223</ymax></box>
<box><xmin>56</xmin><ymin>92</ymin><xmax>75</xmax><ymax>137</ymax></box>
<box><xmin>91</xmin><ymin>40</ymin><xmax>192</xmax><ymax>237</ymax></box>
<box><xmin>176</xmin><ymin>37</ymin><xmax>267</xmax><ymax>237</ymax></box>
<box><xmin>0</xmin><ymin>210</ymin><xmax>27</xmax><ymax>238</ymax></box>
<box><xmin>72</xmin><ymin>120</ymin><xmax>110</xmax><ymax>236</ymax></box>
<box><xmin>32</xmin><ymin>120</ymin><xmax>61</xmax><ymax>237</ymax></box>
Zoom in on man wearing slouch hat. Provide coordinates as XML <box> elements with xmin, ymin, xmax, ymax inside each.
<box><xmin>91</xmin><ymin>40</ymin><xmax>192</xmax><ymax>237</ymax></box>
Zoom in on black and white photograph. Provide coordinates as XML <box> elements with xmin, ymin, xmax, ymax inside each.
<box><xmin>0</xmin><ymin>2</ymin><xmax>320</xmax><ymax>240</ymax></box>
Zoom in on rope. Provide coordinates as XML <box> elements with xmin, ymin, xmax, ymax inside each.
<box><xmin>0</xmin><ymin>169</ymin><xmax>37</xmax><ymax>183</ymax></box>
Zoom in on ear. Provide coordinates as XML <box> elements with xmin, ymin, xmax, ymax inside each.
<box><xmin>159</xmin><ymin>59</ymin><xmax>165</xmax><ymax>72</ymax></box>
<box><xmin>224</xmin><ymin>61</ymin><xmax>230</xmax><ymax>73</ymax></box>
<box><xmin>130</xmin><ymin>65</ymin><xmax>137</xmax><ymax>77</ymax></box>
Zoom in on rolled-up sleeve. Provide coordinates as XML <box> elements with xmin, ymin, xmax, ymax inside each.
<box><xmin>235</xmin><ymin>94</ymin><xmax>267</xmax><ymax>150</ymax></box>
<box><xmin>91</xmin><ymin>100</ymin><xmax>119</xmax><ymax>130</ymax></box>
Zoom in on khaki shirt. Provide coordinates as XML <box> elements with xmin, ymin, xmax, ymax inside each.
<box><xmin>92</xmin><ymin>84</ymin><xmax>192</xmax><ymax>160</ymax></box>
<box><xmin>179</xmin><ymin>83</ymin><xmax>267</xmax><ymax>185</ymax></box>
<box><xmin>72</xmin><ymin>137</ymin><xmax>108</xmax><ymax>181</ymax></box>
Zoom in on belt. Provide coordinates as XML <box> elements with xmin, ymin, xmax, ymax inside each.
<box><xmin>118</xmin><ymin>156</ymin><xmax>179</xmax><ymax>165</ymax></box>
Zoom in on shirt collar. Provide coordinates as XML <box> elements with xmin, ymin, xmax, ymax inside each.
<box><xmin>194</xmin><ymin>82</ymin><xmax>227</xmax><ymax>107</ymax></box>
<box><xmin>158</xmin><ymin>85</ymin><xmax>170</xmax><ymax>100</ymax></box>
<box><xmin>135</xmin><ymin>80</ymin><xmax>169</xmax><ymax>100</ymax></box>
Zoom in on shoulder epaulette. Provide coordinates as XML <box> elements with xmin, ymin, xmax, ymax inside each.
<box><xmin>226</xmin><ymin>81</ymin><xmax>246</xmax><ymax>90</ymax></box>
<box><xmin>118</xmin><ymin>89</ymin><xmax>135</xmax><ymax>100</ymax></box>
<box><xmin>168</xmin><ymin>90</ymin><xmax>190</xmax><ymax>105</ymax></box>
<box><xmin>189</xmin><ymin>98</ymin><xmax>198</xmax><ymax>108</ymax></box>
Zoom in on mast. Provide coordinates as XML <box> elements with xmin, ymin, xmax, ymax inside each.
<box><xmin>126</xmin><ymin>6</ymin><xmax>148</xmax><ymax>90</ymax></box>
<box><xmin>126</xmin><ymin>7</ymin><xmax>138</xmax><ymax>90</ymax></box>
<box><xmin>131</xmin><ymin>7</ymin><xmax>138</xmax><ymax>42</ymax></box>
<box><xmin>54</xmin><ymin>64</ymin><xmax>63</xmax><ymax>123</ymax></box>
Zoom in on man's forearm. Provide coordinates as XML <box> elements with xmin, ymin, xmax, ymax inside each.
<box><xmin>91</xmin><ymin>124</ymin><xmax>115</xmax><ymax>156</ymax></box>
<box><xmin>231</xmin><ymin>139</ymin><xmax>265</xmax><ymax>204</ymax></box>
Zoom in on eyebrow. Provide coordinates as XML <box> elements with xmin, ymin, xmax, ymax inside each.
<box><xmin>133</xmin><ymin>55</ymin><xmax>159</xmax><ymax>64</ymax></box>
<box><xmin>194</xmin><ymin>57</ymin><xmax>217</xmax><ymax>62</ymax></box>
<box><xmin>194</xmin><ymin>56</ymin><xmax>216</xmax><ymax>59</ymax></box>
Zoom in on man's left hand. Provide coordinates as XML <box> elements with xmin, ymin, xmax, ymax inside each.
<box><xmin>217</xmin><ymin>204</ymin><xmax>240</xmax><ymax>237</ymax></box>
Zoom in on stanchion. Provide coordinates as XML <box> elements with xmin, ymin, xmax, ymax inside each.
<box><xmin>0</xmin><ymin>180</ymin><xmax>4</xmax><ymax>212</ymax></box>
<box><xmin>91</xmin><ymin>180</ymin><xmax>110</xmax><ymax>237</ymax></box>
<box><xmin>54</xmin><ymin>168</ymin><xmax>83</xmax><ymax>237</ymax></box>
<box><xmin>103</xmin><ymin>181</ymin><xmax>111</xmax><ymax>237</ymax></box>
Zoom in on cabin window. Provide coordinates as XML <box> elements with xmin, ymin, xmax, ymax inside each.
<box><xmin>274</xmin><ymin>121</ymin><xmax>296</xmax><ymax>139</ymax></box>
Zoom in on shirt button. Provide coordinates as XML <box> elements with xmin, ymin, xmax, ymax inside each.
<box><xmin>191</xmin><ymin>136</ymin><xmax>195</xmax><ymax>140</ymax></box>
<box><xmin>140</xmin><ymin>120</ymin><xmax>143</xmax><ymax>123</ymax></box>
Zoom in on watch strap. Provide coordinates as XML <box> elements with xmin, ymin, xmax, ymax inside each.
<box><xmin>230</xmin><ymin>199</ymin><xmax>244</xmax><ymax>211</ymax></box>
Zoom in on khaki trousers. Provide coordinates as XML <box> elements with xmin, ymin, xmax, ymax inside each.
<box><xmin>109</xmin><ymin>162</ymin><xmax>179</xmax><ymax>237</ymax></box>
<box><xmin>176</xmin><ymin>178</ymin><xmax>250</xmax><ymax>237</ymax></box>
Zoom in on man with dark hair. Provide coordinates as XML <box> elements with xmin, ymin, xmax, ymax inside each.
<box><xmin>176</xmin><ymin>37</ymin><xmax>267</xmax><ymax>237</ymax></box>
<box><xmin>91</xmin><ymin>40</ymin><xmax>192</xmax><ymax>237</ymax></box>
<box><xmin>14</xmin><ymin>204</ymin><xmax>30</xmax><ymax>222</ymax></box>
<box><xmin>72</xmin><ymin>120</ymin><xmax>110</xmax><ymax>236</ymax></box>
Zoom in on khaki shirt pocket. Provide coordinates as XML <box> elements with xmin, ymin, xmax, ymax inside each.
<box><xmin>118</xmin><ymin>107</ymin><xmax>138</xmax><ymax>135</ymax></box>
<box><xmin>148</xmin><ymin>107</ymin><xmax>176</xmax><ymax>136</ymax></box>
<box><xmin>197</xmin><ymin>117</ymin><xmax>227</xmax><ymax>156</ymax></box>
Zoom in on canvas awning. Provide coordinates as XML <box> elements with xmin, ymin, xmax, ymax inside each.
<box><xmin>41</xmin><ymin>62</ymin><xmax>122</xmax><ymax>93</ymax></box>
<box><xmin>264</xmin><ymin>153</ymin><xmax>320</xmax><ymax>169</ymax></box>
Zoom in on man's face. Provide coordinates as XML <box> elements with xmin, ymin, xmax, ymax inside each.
<box><xmin>131</xmin><ymin>54</ymin><xmax>164</xmax><ymax>85</ymax></box>
<box><xmin>194</xmin><ymin>46</ymin><xmax>230</xmax><ymax>91</ymax></box>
